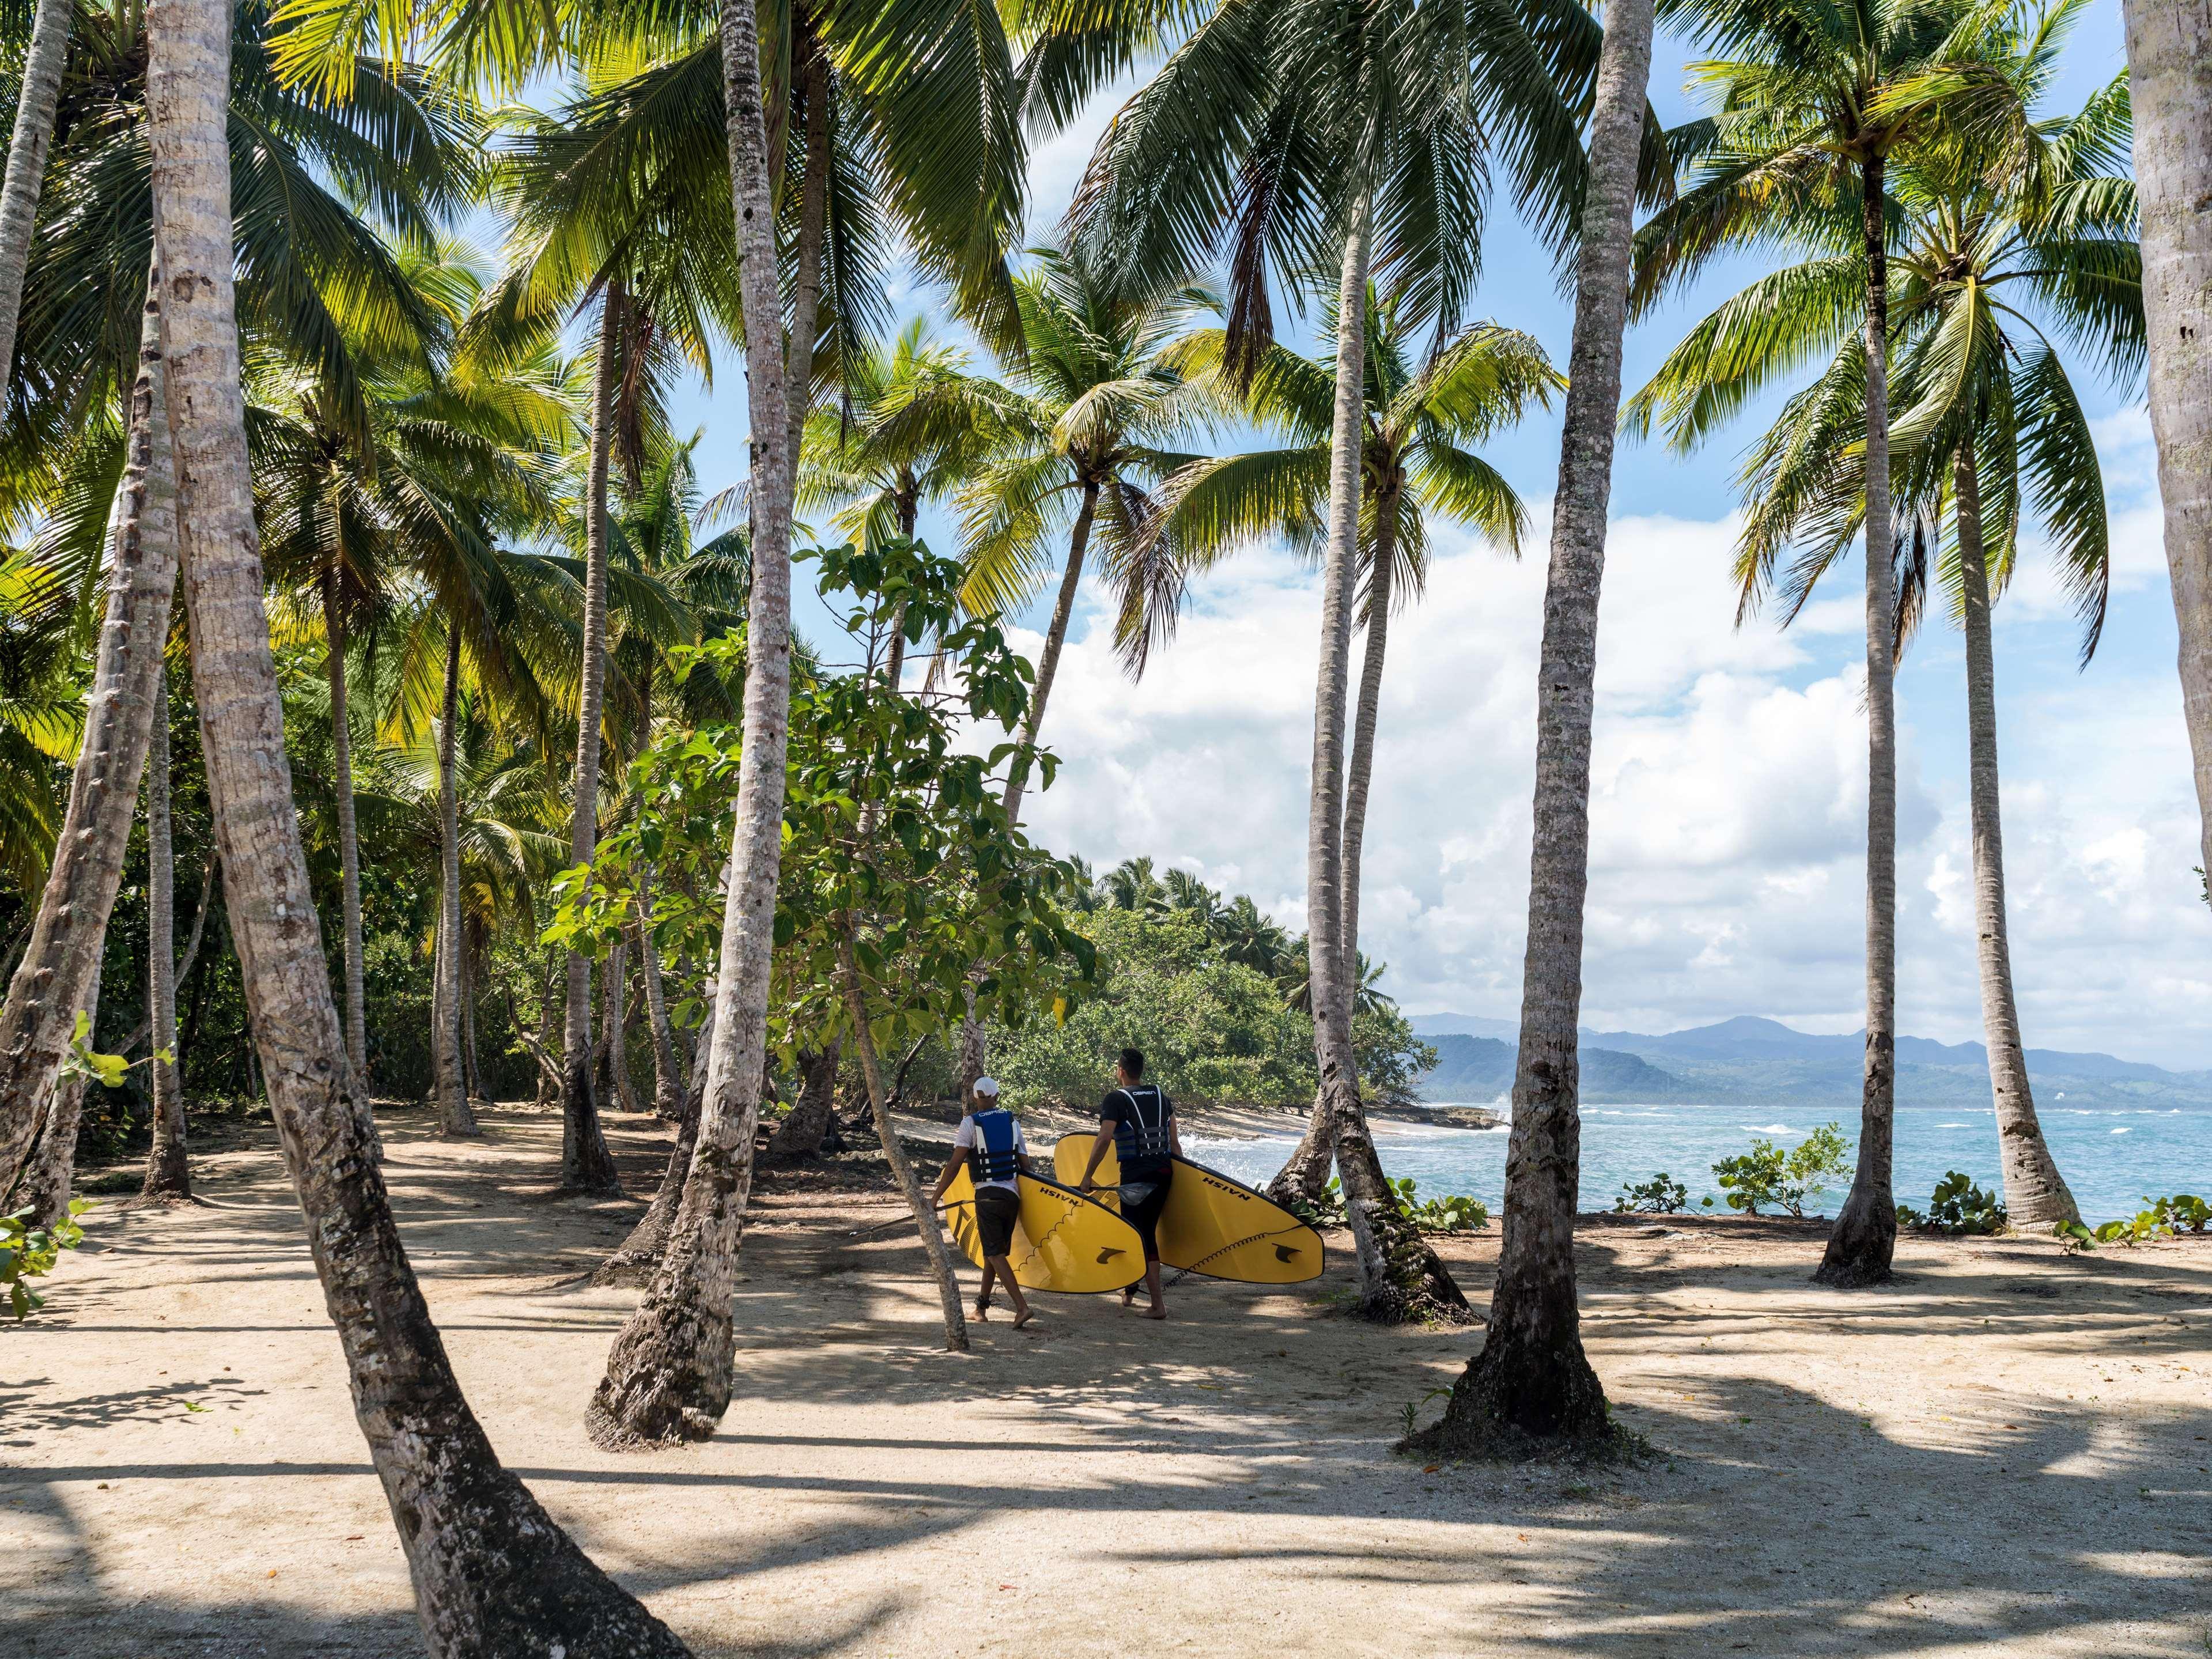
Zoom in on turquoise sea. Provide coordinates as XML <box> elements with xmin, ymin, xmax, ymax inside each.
<box><xmin>1185</xmin><ymin>1099</ymin><xmax>2212</xmax><ymax>1225</ymax></box>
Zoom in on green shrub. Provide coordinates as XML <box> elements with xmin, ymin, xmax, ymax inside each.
<box><xmin>1900</xmin><ymin>1171</ymin><xmax>2007</xmax><ymax>1235</ymax></box>
<box><xmin>1295</xmin><ymin>1176</ymin><xmax>1489</xmax><ymax>1235</ymax></box>
<box><xmin>1711</xmin><ymin>1122</ymin><xmax>1850</xmax><ymax>1216</ymax></box>
<box><xmin>2149</xmin><ymin>1194</ymin><xmax>2210</xmax><ymax>1234</ymax></box>
<box><xmin>2056</xmin><ymin>1210</ymin><xmax>2175</xmax><ymax>1252</ymax></box>
<box><xmin>1614</xmin><ymin>1173</ymin><xmax>1689</xmax><ymax>1214</ymax></box>
<box><xmin>2</xmin><ymin>1201</ymin><xmax>92</xmax><ymax>1319</ymax></box>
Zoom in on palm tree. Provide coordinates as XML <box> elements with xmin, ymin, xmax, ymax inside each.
<box><xmin>1068</xmin><ymin>0</ymin><xmax>1593</xmax><ymax>1321</ymax></box>
<box><xmin>901</xmin><ymin>245</ymin><xmax>1214</xmax><ymax>825</ymax></box>
<box><xmin>1629</xmin><ymin>0</ymin><xmax>1998</xmax><ymax>1287</ymax></box>
<box><xmin>587</xmin><ymin>0</ymin><xmax>800</xmax><ymax>1452</ymax></box>
<box><xmin>1634</xmin><ymin>17</ymin><xmax>2135</xmax><ymax>1225</ymax></box>
<box><xmin>1101</xmin><ymin>855</ymin><xmax>1166</xmax><ymax>913</ymax></box>
<box><xmin>144</xmin><ymin>0</ymin><xmax>686</xmax><ymax>1639</ymax></box>
<box><xmin>1152</xmin><ymin>290</ymin><xmax>1559</xmax><ymax>1203</ymax></box>
<box><xmin>1409</xmin><ymin>0</ymin><xmax>1658</xmax><ymax>1453</ymax></box>
<box><xmin>2120</xmin><ymin>0</ymin><xmax>2212</xmax><ymax>874</ymax></box>
<box><xmin>0</xmin><ymin>0</ymin><xmax>71</xmax><ymax>387</ymax></box>
<box><xmin>1213</xmin><ymin>893</ymin><xmax>1294</xmax><ymax>976</ymax></box>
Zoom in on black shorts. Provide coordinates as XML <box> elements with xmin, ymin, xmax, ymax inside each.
<box><xmin>973</xmin><ymin>1185</ymin><xmax>1021</xmax><ymax>1257</ymax></box>
<box><xmin>1120</xmin><ymin>1164</ymin><xmax>1174</xmax><ymax>1261</ymax></box>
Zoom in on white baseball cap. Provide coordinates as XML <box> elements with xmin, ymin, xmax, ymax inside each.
<box><xmin>973</xmin><ymin>1076</ymin><xmax>1001</xmax><ymax>1097</ymax></box>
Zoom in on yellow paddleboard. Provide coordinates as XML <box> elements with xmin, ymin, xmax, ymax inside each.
<box><xmin>943</xmin><ymin>1166</ymin><xmax>1147</xmax><ymax>1294</ymax></box>
<box><xmin>1051</xmin><ymin>1133</ymin><xmax>1325</xmax><ymax>1285</ymax></box>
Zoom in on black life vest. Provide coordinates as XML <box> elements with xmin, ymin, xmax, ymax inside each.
<box><xmin>1109</xmin><ymin>1084</ymin><xmax>1173</xmax><ymax>1163</ymax></box>
<box><xmin>967</xmin><ymin>1108</ymin><xmax>1022</xmax><ymax>1184</ymax></box>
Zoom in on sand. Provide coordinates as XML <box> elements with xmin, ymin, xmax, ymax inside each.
<box><xmin>6</xmin><ymin>1103</ymin><xmax>2210</xmax><ymax>1658</ymax></box>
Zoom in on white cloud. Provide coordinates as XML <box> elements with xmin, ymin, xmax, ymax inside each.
<box><xmin>1001</xmin><ymin>504</ymin><xmax>2212</xmax><ymax>1070</ymax></box>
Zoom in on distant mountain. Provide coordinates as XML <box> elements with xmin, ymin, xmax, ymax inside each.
<box><xmin>1407</xmin><ymin>1013</ymin><xmax>2212</xmax><ymax>1109</ymax></box>
<box><xmin>1416</xmin><ymin>1034</ymin><xmax>1693</xmax><ymax>1104</ymax></box>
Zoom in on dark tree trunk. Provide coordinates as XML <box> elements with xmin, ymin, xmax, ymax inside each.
<box><xmin>146</xmin><ymin>0</ymin><xmax>689</xmax><ymax>1637</ymax></box>
<box><xmin>1410</xmin><ymin>0</ymin><xmax>1654</xmax><ymax>1453</ymax></box>
<box><xmin>762</xmin><ymin>1041</ymin><xmax>839</xmax><ymax>1162</ymax></box>
<box><xmin>20</xmin><ymin>956</ymin><xmax>98</xmax><ymax>1225</ymax></box>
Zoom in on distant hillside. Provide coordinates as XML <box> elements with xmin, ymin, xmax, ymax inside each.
<box><xmin>1409</xmin><ymin>1013</ymin><xmax>2212</xmax><ymax>1109</ymax></box>
<box><xmin>1416</xmin><ymin>1034</ymin><xmax>1692</xmax><ymax>1104</ymax></box>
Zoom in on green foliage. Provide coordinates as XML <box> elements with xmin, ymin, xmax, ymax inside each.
<box><xmin>1899</xmin><ymin>1170</ymin><xmax>2009</xmax><ymax>1235</ymax></box>
<box><xmin>1711</xmin><ymin>1122</ymin><xmax>1851</xmax><ymax>1216</ymax></box>
<box><xmin>2149</xmin><ymin>1194</ymin><xmax>2210</xmax><ymax>1234</ymax></box>
<box><xmin>1</xmin><ymin>1200</ymin><xmax>92</xmax><ymax>1320</ymax></box>
<box><xmin>1614</xmin><ymin>1173</ymin><xmax>1689</xmax><ymax>1214</ymax></box>
<box><xmin>2057</xmin><ymin>1206</ymin><xmax>2178</xmax><ymax>1252</ymax></box>
<box><xmin>1298</xmin><ymin>1176</ymin><xmax>1487</xmax><ymax>1236</ymax></box>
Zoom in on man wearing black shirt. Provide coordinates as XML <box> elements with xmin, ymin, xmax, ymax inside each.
<box><xmin>1076</xmin><ymin>1046</ymin><xmax>1180</xmax><ymax>1320</ymax></box>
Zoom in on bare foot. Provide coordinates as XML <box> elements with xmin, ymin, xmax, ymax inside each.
<box><xmin>1143</xmin><ymin>1307</ymin><xmax>1167</xmax><ymax>1321</ymax></box>
<box><xmin>975</xmin><ymin>1299</ymin><xmax>992</xmax><ymax>1321</ymax></box>
<box><xmin>1012</xmin><ymin>1307</ymin><xmax>1037</xmax><ymax>1330</ymax></box>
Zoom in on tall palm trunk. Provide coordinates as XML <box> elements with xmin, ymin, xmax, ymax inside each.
<box><xmin>587</xmin><ymin>0</ymin><xmax>795</xmax><ymax>1449</ymax></box>
<box><xmin>1413</xmin><ymin>0</ymin><xmax>1654</xmax><ymax>1450</ymax></box>
<box><xmin>141</xmin><ymin>663</ymin><xmax>190</xmax><ymax>1200</ymax></box>
<box><xmin>2123</xmin><ymin>0</ymin><xmax>2212</xmax><ymax>878</ymax></box>
<box><xmin>1001</xmin><ymin>479</ymin><xmax>1101</xmax><ymax>824</ymax></box>
<box><xmin>1303</xmin><ymin>202</ymin><xmax>1463</xmax><ymax>1322</ymax></box>
<box><xmin>1272</xmin><ymin>490</ymin><xmax>1398</xmax><ymax>1207</ymax></box>
<box><xmin>324</xmin><ymin>574</ymin><xmax>368</xmax><ymax>1087</ymax></box>
<box><xmin>1953</xmin><ymin>442</ymin><xmax>2079</xmax><ymax>1225</ymax></box>
<box><xmin>0</xmin><ymin>0</ymin><xmax>71</xmax><ymax>387</ymax></box>
<box><xmin>838</xmin><ymin>921</ymin><xmax>967</xmax><ymax>1349</ymax></box>
<box><xmin>0</xmin><ymin>259</ymin><xmax>179</xmax><ymax>1201</ymax></box>
<box><xmin>559</xmin><ymin>293</ymin><xmax>624</xmax><ymax>1192</ymax></box>
<box><xmin>145</xmin><ymin>2</ymin><xmax>686</xmax><ymax>1641</ymax></box>
<box><xmin>633</xmin><ymin>863</ymin><xmax>683</xmax><ymax>1120</ymax></box>
<box><xmin>784</xmin><ymin>23</ymin><xmax>830</xmax><ymax>473</ymax></box>
<box><xmin>595</xmin><ymin>974</ymin><xmax>712</xmax><ymax>1287</ymax></box>
<box><xmin>601</xmin><ymin>938</ymin><xmax>639</xmax><ymax>1114</ymax></box>
<box><xmin>434</xmin><ymin>626</ymin><xmax>479</xmax><ymax>1136</ymax></box>
<box><xmin>1817</xmin><ymin>152</ymin><xmax>1901</xmax><ymax>1288</ymax></box>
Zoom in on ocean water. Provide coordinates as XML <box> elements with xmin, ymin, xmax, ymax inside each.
<box><xmin>1185</xmin><ymin>1100</ymin><xmax>2212</xmax><ymax>1225</ymax></box>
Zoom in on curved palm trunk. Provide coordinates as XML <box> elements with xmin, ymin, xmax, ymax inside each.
<box><xmin>21</xmin><ymin>956</ymin><xmax>98</xmax><ymax>1226</ymax></box>
<box><xmin>1272</xmin><ymin>492</ymin><xmax>1398</xmax><ymax>1207</ymax></box>
<box><xmin>145</xmin><ymin>5</ymin><xmax>686</xmax><ymax>1642</ymax></box>
<box><xmin>324</xmin><ymin>575</ymin><xmax>368</xmax><ymax>1087</ymax></box>
<box><xmin>559</xmin><ymin>294</ymin><xmax>624</xmax><ymax>1192</ymax></box>
<box><xmin>1001</xmin><ymin>480</ymin><xmax>1101</xmax><ymax>825</ymax></box>
<box><xmin>0</xmin><ymin>259</ymin><xmax>179</xmax><ymax>1202</ymax></box>
<box><xmin>1816</xmin><ymin>153</ymin><xmax>1901</xmax><ymax>1288</ymax></box>
<box><xmin>1953</xmin><ymin>444</ymin><xmax>2079</xmax><ymax>1225</ymax></box>
<box><xmin>2124</xmin><ymin>0</ymin><xmax>2212</xmax><ymax>879</ymax></box>
<box><xmin>0</xmin><ymin>0</ymin><xmax>71</xmax><ymax>388</ymax></box>
<box><xmin>587</xmin><ymin>0</ymin><xmax>795</xmax><ymax>1449</ymax></box>
<box><xmin>1413</xmin><ymin>0</ymin><xmax>1654</xmax><ymax>1452</ymax></box>
<box><xmin>434</xmin><ymin>626</ymin><xmax>479</xmax><ymax>1137</ymax></box>
<box><xmin>141</xmin><ymin>664</ymin><xmax>190</xmax><ymax>1200</ymax></box>
<box><xmin>1303</xmin><ymin>203</ymin><xmax>1464</xmax><ymax>1322</ymax></box>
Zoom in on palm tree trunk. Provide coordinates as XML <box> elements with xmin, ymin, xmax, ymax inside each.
<box><xmin>462</xmin><ymin>926</ymin><xmax>483</xmax><ymax>1100</ymax></box>
<box><xmin>323</xmin><ymin>575</ymin><xmax>369</xmax><ymax>1088</ymax></box>
<box><xmin>20</xmin><ymin>957</ymin><xmax>97</xmax><ymax>1226</ymax></box>
<box><xmin>602</xmin><ymin>937</ymin><xmax>640</xmax><ymax>1114</ymax></box>
<box><xmin>595</xmin><ymin>977</ymin><xmax>712</xmax><ymax>1287</ymax></box>
<box><xmin>434</xmin><ymin>626</ymin><xmax>480</xmax><ymax>1137</ymax></box>
<box><xmin>783</xmin><ymin>22</ymin><xmax>830</xmax><ymax>474</ymax></box>
<box><xmin>142</xmin><ymin>663</ymin><xmax>190</xmax><ymax>1200</ymax></box>
<box><xmin>1000</xmin><ymin>480</ymin><xmax>1101</xmax><ymax>825</ymax></box>
<box><xmin>0</xmin><ymin>0</ymin><xmax>71</xmax><ymax>388</ymax></box>
<box><xmin>0</xmin><ymin>258</ymin><xmax>179</xmax><ymax>1202</ymax></box>
<box><xmin>145</xmin><ymin>5</ymin><xmax>687</xmax><ymax>1639</ymax></box>
<box><xmin>1816</xmin><ymin>152</ymin><xmax>1901</xmax><ymax>1288</ymax></box>
<box><xmin>2123</xmin><ymin>0</ymin><xmax>2212</xmax><ymax>880</ymax></box>
<box><xmin>633</xmin><ymin>863</ymin><xmax>683</xmax><ymax>1120</ymax></box>
<box><xmin>1271</xmin><ymin>493</ymin><xmax>1398</xmax><ymax>1208</ymax></box>
<box><xmin>837</xmin><ymin>920</ymin><xmax>968</xmax><ymax>1350</ymax></box>
<box><xmin>1297</xmin><ymin>200</ymin><xmax>1461</xmax><ymax>1321</ymax></box>
<box><xmin>1412</xmin><ymin>0</ymin><xmax>1654</xmax><ymax>1452</ymax></box>
<box><xmin>587</xmin><ymin>0</ymin><xmax>796</xmax><ymax>1449</ymax></box>
<box><xmin>559</xmin><ymin>292</ymin><xmax>624</xmax><ymax>1192</ymax></box>
<box><xmin>763</xmin><ymin>1040</ymin><xmax>839</xmax><ymax>1161</ymax></box>
<box><xmin>1953</xmin><ymin>442</ymin><xmax>2079</xmax><ymax>1225</ymax></box>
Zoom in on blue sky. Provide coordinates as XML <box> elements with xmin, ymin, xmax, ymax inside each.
<box><xmin>655</xmin><ymin>0</ymin><xmax>2212</xmax><ymax>1068</ymax></box>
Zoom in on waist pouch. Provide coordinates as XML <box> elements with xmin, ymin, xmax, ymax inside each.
<box><xmin>1118</xmin><ymin>1182</ymin><xmax>1160</xmax><ymax>1210</ymax></box>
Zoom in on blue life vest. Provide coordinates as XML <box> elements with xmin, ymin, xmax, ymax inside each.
<box><xmin>967</xmin><ymin>1108</ymin><xmax>1022</xmax><ymax>1184</ymax></box>
<box><xmin>1110</xmin><ymin>1084</ymin><xmax>1173</xmax><ymax>1163</ymax></box>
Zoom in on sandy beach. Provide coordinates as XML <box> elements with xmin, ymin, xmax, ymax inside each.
<box><xmin>7</xmin><ymin>1103</ymin><xmax>2209</xmax><ymax>1658</ymax></box>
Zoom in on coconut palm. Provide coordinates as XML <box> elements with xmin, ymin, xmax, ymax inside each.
<box><xmin>143</xmin><ymin>0</ymin><xmax>685</xmax><ymax>1637</ymax></box>
<box><xmin>1068</xmin><ymin>0</ymin><xmax>1598</xmax><ymax>1321</ymax></box>
<box><xmin>0</xmin><ymin>0</ymin><xmax>72</xmax><ymax>388</ymax></box>
<box><xmin>1632</xmin><ymin>14</ymin><xmax>2137</xmax><ymax>1226</ymax></box>
<box><xmin>1151</xmin><ymin>290</ymin><xmax>1559</xmax><ymax>1203</ymax></box>
<box><xmin>1629</xmin><ymin>0</ymin><xmax>2005</xmax><ymax>1287</ymax></box>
